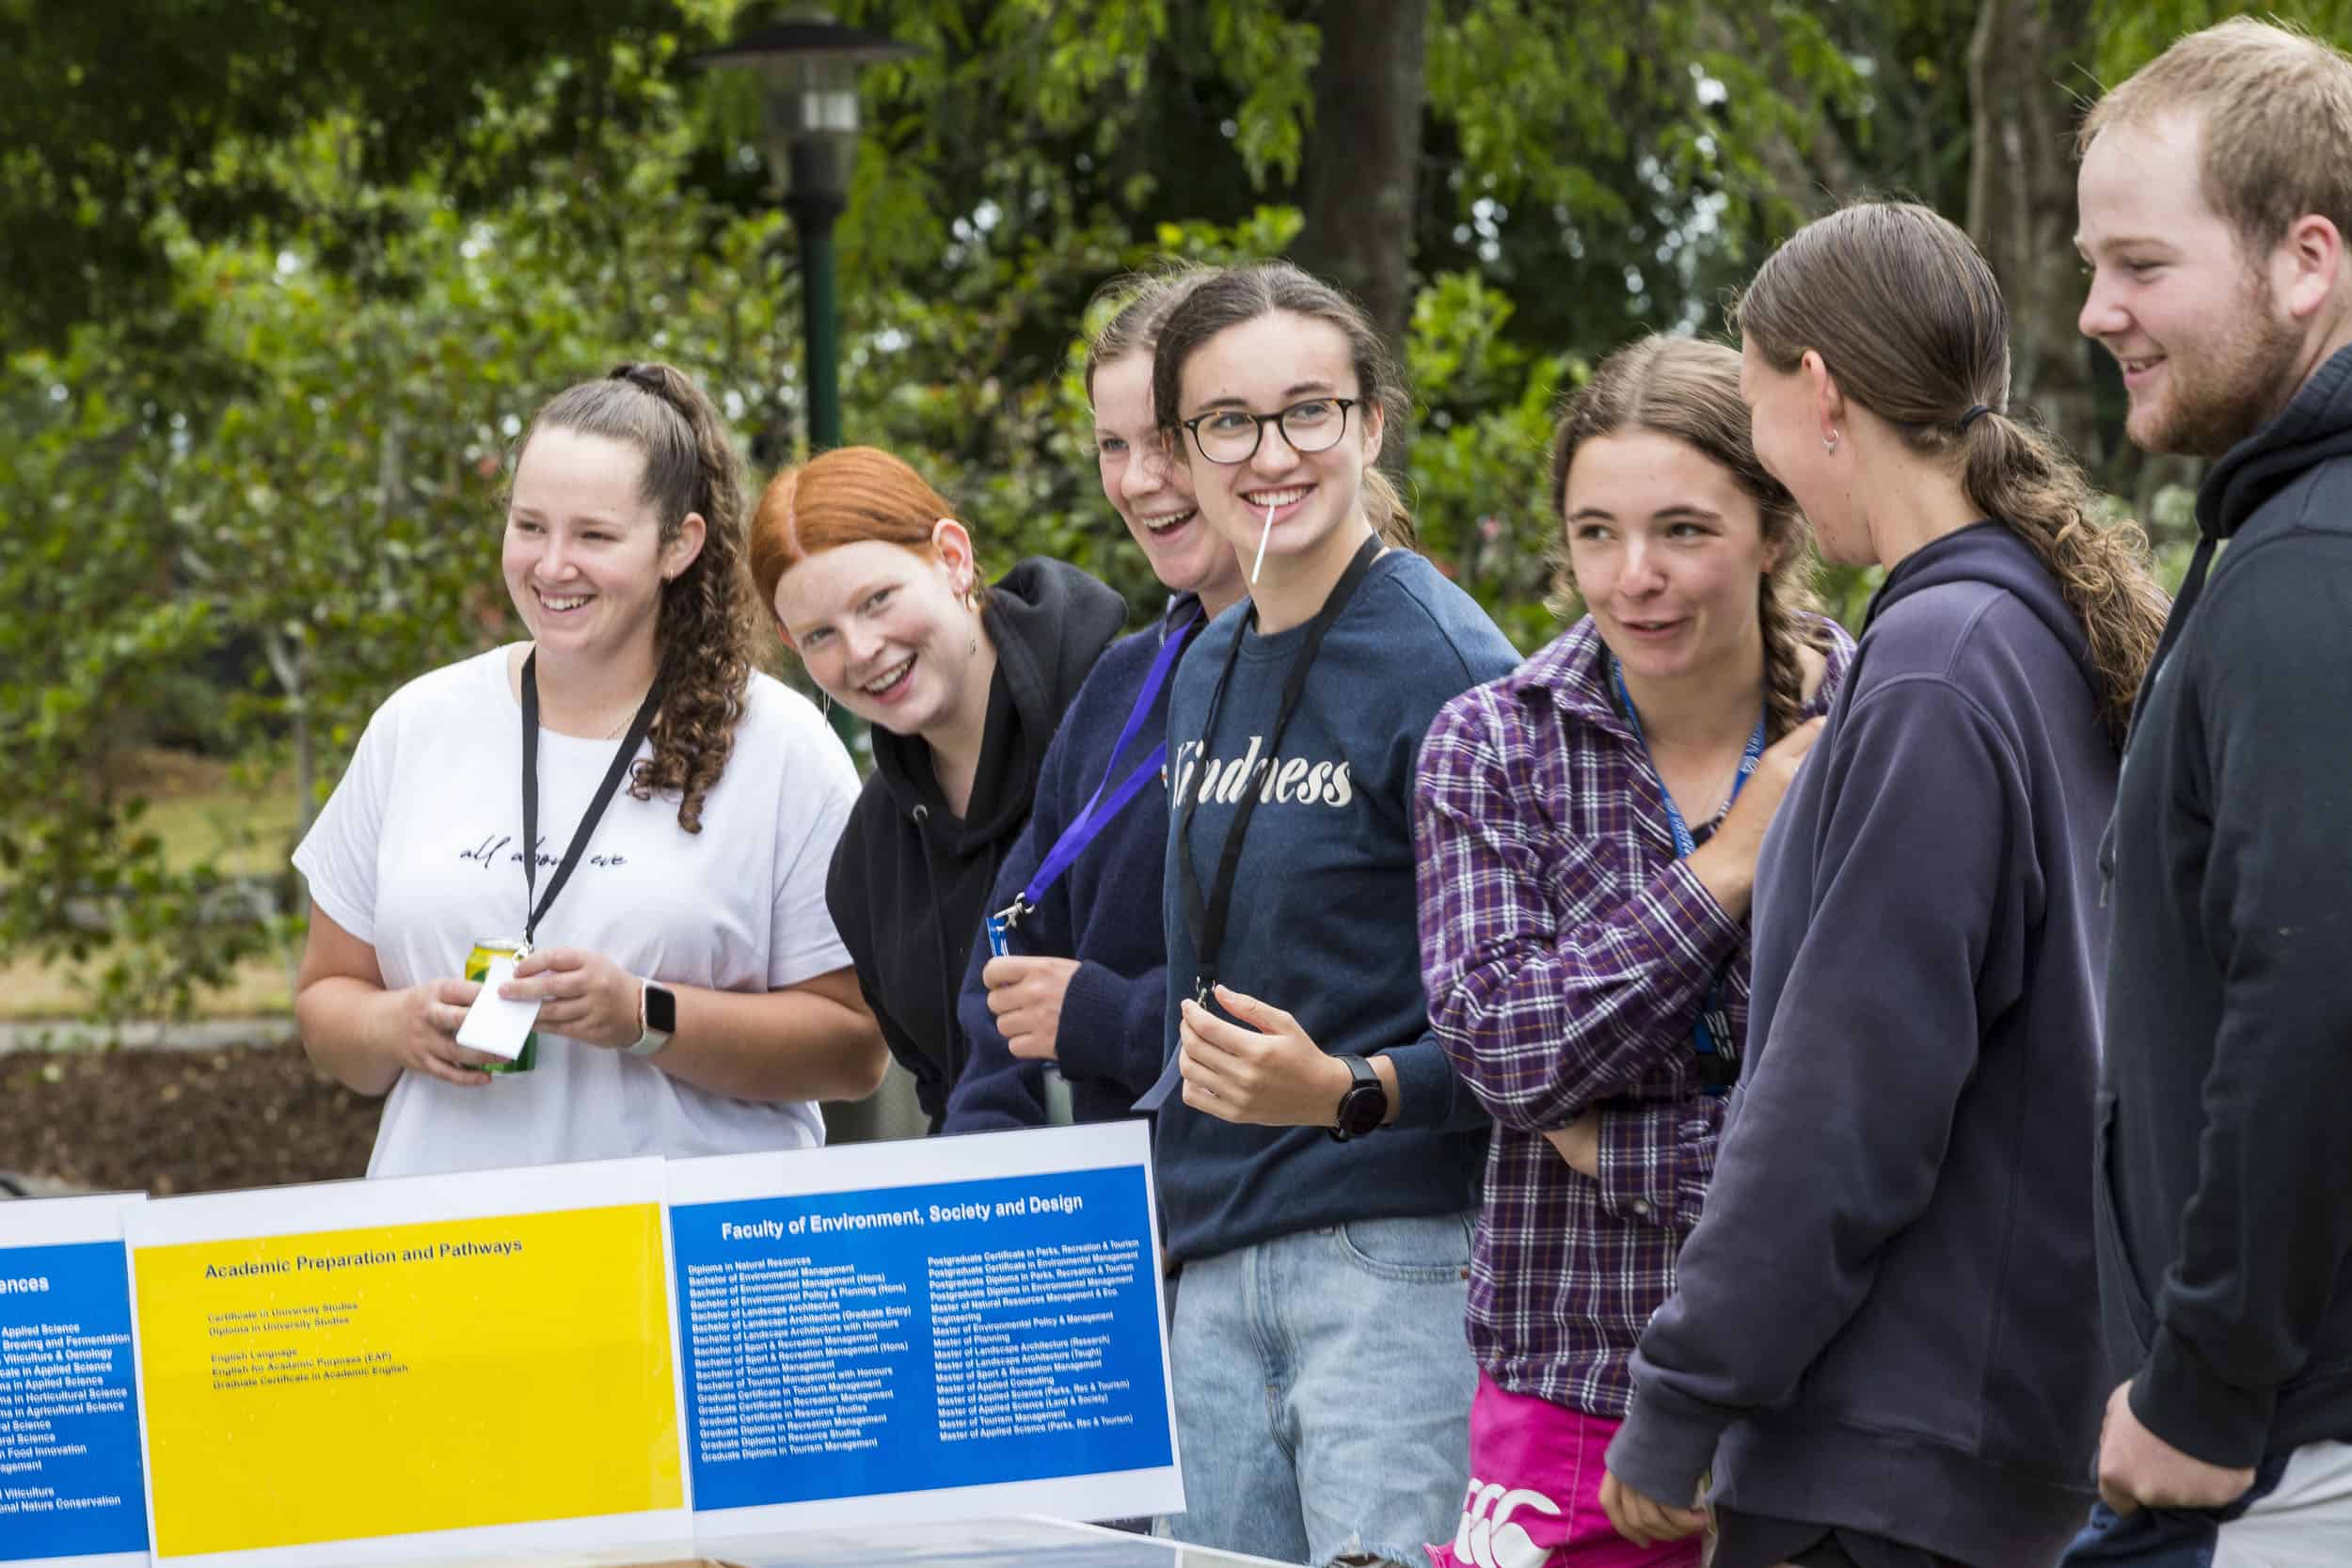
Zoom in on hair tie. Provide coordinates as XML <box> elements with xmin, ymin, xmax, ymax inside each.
<box><xmin>610</xmin><ymin>362</ymin><xmax>666</xmax><ymax>397</ymax></box>
<box><xmin>1958</xmin><ymin>404</ymin><xmax>1994</xmax><ymax>433</ymax></box>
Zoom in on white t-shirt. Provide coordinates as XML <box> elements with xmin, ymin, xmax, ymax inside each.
<box><xmin>293</xmin><ymin>645</ymin><xmax>859</xmax><ymax>1178</ymax></box>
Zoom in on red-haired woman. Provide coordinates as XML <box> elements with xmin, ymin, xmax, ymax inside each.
<box><xmin>751</xmin><ymin>448</ymin><xmax>1127</xmax><ymax>1131</ymax></box>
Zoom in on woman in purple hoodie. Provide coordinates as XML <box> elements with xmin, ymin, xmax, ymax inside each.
<box><xmin>1601</xmin><ymin>204</ymin><xmax>2169</xmax><ymax>1568</ymax></box>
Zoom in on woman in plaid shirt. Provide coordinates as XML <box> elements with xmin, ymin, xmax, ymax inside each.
<box><xmin>1416</xmin><ymin>336</ymin><xmax>1852</xmax><ymax>1568</ymax></box>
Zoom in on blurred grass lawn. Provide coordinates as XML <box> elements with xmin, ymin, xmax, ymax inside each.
<box><xmin>5</xmin><ymin>751</ymin><xmax>302</xmax><ymax>1020</ymax></box>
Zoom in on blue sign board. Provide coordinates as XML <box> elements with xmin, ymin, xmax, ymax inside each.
<box><xmin>670</xmin><ymin>1162</ymin><xmax>1171</xmax><ymax>1513</ymax></box>
<box><xmin>0</xmin><ymin>1239</ymin><xmax>148</xmax><ymax>1562</ymax></box>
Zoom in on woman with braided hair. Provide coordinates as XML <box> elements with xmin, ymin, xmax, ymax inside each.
<box><xmin>294</xmin><ymin>362</ymin><xmax>886</xmax><ymax>1177</ymax></box>
<box><xmin>1416</xmin><ymin>334</ymin><xmax>1851</xmax><ymax>1568</ymax></box>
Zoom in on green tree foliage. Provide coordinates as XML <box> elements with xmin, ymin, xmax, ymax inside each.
<box><xmin>0</xmin><ymin>0</ymin><xmax>685</xmax><ymax>351</ymax></box>
<box><xmin>6</xmin><ymin>0</ymin><xmax>2227</xmax><ymax>1019</ymax></box>
<box><xmin>2090</xmin><ymin>0</ymin><xmax>2352</xmax><ymax>80</ymax></box>
<box><xmin>3</xmin><ymin>42</ymin><xmax>804</xmax><ymax>1016</ymax></box>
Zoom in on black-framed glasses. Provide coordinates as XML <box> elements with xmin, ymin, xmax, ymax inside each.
<box><xmin>1181</xmin><ymin>398</ymin><xmax>1358</xmax><ymax>465</ymax></box>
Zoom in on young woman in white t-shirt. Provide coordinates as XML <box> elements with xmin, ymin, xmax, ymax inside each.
<box><xmin>292</xmin><ymin>362</ymin><xmax>887</xmax><ymax>1177</ymax></box>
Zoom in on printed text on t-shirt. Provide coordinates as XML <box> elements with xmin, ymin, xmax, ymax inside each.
<box><xmin>1169</xmin><ymin>737</ymin><xmax>1354</xmax><ymax>811</ymax></box>
<box><xmin>457</xmin><ymin>834</ymin><xmax>629</xmax><ymax>871</ymax></box>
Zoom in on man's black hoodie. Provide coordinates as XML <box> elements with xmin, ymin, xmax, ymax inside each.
<box><xmin>2100</xmin><ymin>342</ymin><xmax>2352</xmax><ymax>1468</ymax></box>
<box><xmin>1611</xmin><ymin>523</ymin><xmax>2116</xmax><ymax>1566</ymax></box>
<box><xmin>825</xmin><ymin>557</ymin><xmax>1126</xmax><ymax>1132</ymax></box>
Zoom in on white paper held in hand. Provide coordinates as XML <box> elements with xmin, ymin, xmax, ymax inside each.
<box><xmin>456</xmin><ymin>955</ymin><xmax>542</xmax><ymax>1061</ymax></box>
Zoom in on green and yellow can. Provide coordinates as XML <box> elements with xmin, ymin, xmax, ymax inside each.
<box><xmin>463</xmin><ymin>937</ymin><xmax>538</xmax><ymax>1075</ymax></box>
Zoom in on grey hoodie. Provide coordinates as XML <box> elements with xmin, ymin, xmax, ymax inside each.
<box><xmin>1609</xmin><ymin>523</ymin><xmax>2115</xmax><ymax>1567</ymax></box>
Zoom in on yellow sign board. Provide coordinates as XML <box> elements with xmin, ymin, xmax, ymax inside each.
<box><xmin>129</xmin><ymin>1168</ymin><xmax>684</xmax><ymax>1561</ymax></box>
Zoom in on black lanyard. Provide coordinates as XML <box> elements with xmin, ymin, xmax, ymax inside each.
<box><xmin>517</xmin><ymin>651</ymin><xmax>662</xmax><ymax>950</ymax></box>
<box><xmin>1177</xmin><ymin>535</ymin><xmax>1382</xmax><ymax>1005</ymax></box>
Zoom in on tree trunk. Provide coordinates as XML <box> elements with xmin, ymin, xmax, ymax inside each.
<box><xmin>1708</xmin><ymin>7</ymin><xmax>1862</xmax><ymax>221</ymax></box>
<box><xmin>1290</xmin><ymin>0</ymin><xmax>1429</xmax><ymax>357</ymax></box>
<box><xmin>1966</xmin><ymin>0</ymin><xmax>2105</xmax><ymax>467</ymax></box>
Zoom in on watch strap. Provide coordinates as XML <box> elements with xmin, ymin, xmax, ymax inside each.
<box><xmin>1328</xmin><ymin>1053</ymin><xmax>1385</xmax><ymax>1142</ymax></box>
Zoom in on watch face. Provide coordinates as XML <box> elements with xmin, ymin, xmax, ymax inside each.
<box><xmin>1337</xmin><ymin>1084</ymin><xmax>1386</xmax><ymax>1139</ymax></box>
<box><xmin>644</xmin><ymin>984</ymin><xmax>677</xmax><ymax>1035</ymax></box>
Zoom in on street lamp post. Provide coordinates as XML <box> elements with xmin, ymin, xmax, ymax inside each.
<box><xmin>701</xmin><ymin>9</ymin><xmax>915</xmax><ymax>452</ymax></box>
<box><xmin>702</xmin><ymin>10</ymin><xmax>914</xmax><ymax>746</ymax></box>
<box><xmin>700</xmin><ymin>12</ymin><xmax>927</xmax><ymax>1146</ymax></box>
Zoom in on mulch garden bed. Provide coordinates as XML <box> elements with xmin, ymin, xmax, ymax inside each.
<box><xmin>0</xmin><ymin>1042</ymin><xmax>379</xmax><ymax>1196</ymax></box>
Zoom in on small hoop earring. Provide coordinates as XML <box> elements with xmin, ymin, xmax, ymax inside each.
<box><xmin>1822</xmin><ymin>429</ymin><xmax>1841</xmax><ymax>452</ymax></box>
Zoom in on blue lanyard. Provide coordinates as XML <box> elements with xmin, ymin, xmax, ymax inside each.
<box><xmin>1608</xmin><ymin>655</ymin><xmax>1765</xmax><ymax>1089</ymax></box>
<box><xmin>988</xmin><ymin>599</ymin><xmax>1203</xmax><ymax>957</ymax></box>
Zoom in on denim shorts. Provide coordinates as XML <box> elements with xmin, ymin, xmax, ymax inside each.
<box><xmin>1155</xmin><ymin>1212</ymin><xmax>1479</xmax><ymax>1567</ymax></box>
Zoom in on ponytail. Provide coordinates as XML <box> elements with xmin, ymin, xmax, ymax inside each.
<box><xmin>1960</xmin><ymin>413</ymin><xmax>2167</xmax><ymax>747</ymax></box>
<box><xmin>1363</xmin><ymin>467</ymin><xmax>1422</xmax><ymax>555</ymax></box>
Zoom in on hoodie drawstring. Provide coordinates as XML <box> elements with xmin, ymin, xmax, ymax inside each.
<box><xmin>910</xmin><ymin>800</ymin><xmax>1008</xmax><ymax>1122</ymax></box>
<box><xmin>910</xmin><ymin>802</ymin><xmax>956</xmax><ymax>1111</ymax></box>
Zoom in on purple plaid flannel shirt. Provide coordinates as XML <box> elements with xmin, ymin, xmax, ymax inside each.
<box><xmin>1413</xmin><ymin>615</ymin><xmax>1852</xmax><ymax>1417</ymax></box>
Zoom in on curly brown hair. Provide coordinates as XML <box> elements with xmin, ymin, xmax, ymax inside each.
<box><xmin>522</xmin><ymin>363</ymin><xmax>758</xmax><ymax>832</ymax></box>
<box><xmin>1733</xmin><ymin>202</ymin><xmax>2167</xmax><ymax>746</ymax></box>
<box><xmin>1547</xmin><ymin>335</ymin><xmax>1831</xmax><ymax>744</ymax></box>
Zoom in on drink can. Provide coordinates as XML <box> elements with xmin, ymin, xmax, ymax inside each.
<box><xmin>464</xmin><ymin>937</ymin><xmax>538</xmax><ymax>1075</ymax></box>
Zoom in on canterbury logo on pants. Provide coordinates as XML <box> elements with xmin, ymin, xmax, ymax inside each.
<box><xmin>1424</xmin><ymin>1370</ymin><xmax>1699</xmax><ymax>1568</ymax></box>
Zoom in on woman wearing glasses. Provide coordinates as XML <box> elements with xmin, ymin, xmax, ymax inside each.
<box><xmin>752</xmin><ymin>447</ymin><xmax>1128</xmax><ymax>1132</ymax></box>
<box><xmin>1144</xmin><ymin>261</ymin><xmax>1520</xmax><ymax>1566</ymax></box>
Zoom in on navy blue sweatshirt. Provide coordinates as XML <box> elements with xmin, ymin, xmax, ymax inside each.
<box><xmin>1610</xmin><ymin>524</ymin><xmax>2114</xmax><ymax>1567</ymax></box>
<box><xmin>1154</xmin><ymin>549</ymin><xmax>1519</xmax><ymax>1265</ymax></box>
<box><xmin>2101</xmin><ymin>343</ymin><xmax>2352</xmax><ymax>1469</ymax></box>
<box><xmin>943</xmin><ymin>600</ymin><xmax>1200</xmax><ymax>1132</ymax></box>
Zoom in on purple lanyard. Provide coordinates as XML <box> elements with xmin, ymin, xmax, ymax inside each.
<box><xmin>990</xmin><ymin>600</ymin><xmax>1203</xmax><ymax>946</ymax></box>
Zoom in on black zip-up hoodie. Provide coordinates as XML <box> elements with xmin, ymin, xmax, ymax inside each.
<box><xmin>2099</xmin><ymin>341</ymin><xmax>2352</xmax><ymax>1469</ymax></box>
<box><xmin>1611</xmin><ymin>523</ymin><xmax>2117</xmax><ymax>1566</ymax></box>
<box><xmin>825</xmin><ymin>557</ymin><xmax>1126</xmax><ymax>1132</ymax></box>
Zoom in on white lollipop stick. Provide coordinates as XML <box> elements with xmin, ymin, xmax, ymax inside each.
<box><xmin>1251</xmin><ymin>500</ymin><xmax>1276</xmax><ymax>584</ymax></box>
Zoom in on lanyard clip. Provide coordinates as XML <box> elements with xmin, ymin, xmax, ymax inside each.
<box><xmin>994</xmin><ymin>894</ymin><xmax>1031</xmax><ymax>928</ymax></box>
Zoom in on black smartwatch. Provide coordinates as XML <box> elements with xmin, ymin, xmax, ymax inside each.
<box><xmin>1328</xmin><ymin>1054</ymin><xmax>1387</xmax><ymax>1143</ymax></box>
